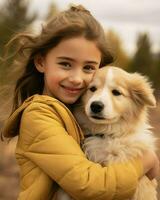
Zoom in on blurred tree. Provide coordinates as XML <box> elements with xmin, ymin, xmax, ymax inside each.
<box><xmin>129</xmin><ymin>33</ymin><xmax>154</xmax><ymax>77</ymax></box>
<box><xmin>105</xmin><ymin>29</ymin><xmax>130</xmax><ymax>69</ymax></box>
<box><xmin>0</xmin><ymin>0</ymin><xmax>58</xmax><ymax>85</ymax></box>
<box><xmin>153</xmin><ymin>51</ymin><xmax>160</xmax><ymax>91</ymax></box>
<box><xmin>0</xmin><ymin>0</ymin><xmax>38</xmax><ymax>84</ymax></box>
<box><xmin>128</xmin><ymin>32</ymin><xmax>160</xmax><ymax>93</ymax></box>
<box><xmin>0</xmin><ymin>0</ymin><xmax>37</xmax><ymax>53</ymax></box>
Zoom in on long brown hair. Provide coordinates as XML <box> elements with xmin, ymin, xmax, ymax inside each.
<box><xmin>4</xmin><ymin>5</ymin><xmax>114</xmax><ymax>114</ymax></box>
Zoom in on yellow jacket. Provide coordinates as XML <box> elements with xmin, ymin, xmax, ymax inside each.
<box><xmin>3</xmin><ymin>95</ymin><xmax>143</xmax><ymax>200</ymax></box>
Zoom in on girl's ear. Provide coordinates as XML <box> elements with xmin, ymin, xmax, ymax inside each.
<box><xmin>34</xmin><ymin>54</ymin><xmax>45</xmax><ymax>73</ymax></box>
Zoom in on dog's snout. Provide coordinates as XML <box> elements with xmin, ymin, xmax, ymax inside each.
<box><xmin>90</xmin><ymin>101</ymin><xmax>104</xmax><ymax>113</ymax></box>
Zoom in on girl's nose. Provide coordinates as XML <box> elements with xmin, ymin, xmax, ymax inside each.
<box><xmin>69</xmin><ymin>71</ymin><xmax>83</xmax><ymax>85</ymax></box>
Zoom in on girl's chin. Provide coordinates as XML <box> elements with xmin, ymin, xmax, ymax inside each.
<box><xmin>60</xmin><ymin>94</ymin><xmax>81</xmax><ymax>104</ymax></box>
<box><xmin>61</xmin><ymin>98</ymin><xmax>79</xmax><ymax>104</ymax></box>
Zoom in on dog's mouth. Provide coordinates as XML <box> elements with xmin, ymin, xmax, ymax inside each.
<box><xmin>89</xmin><ymin>114</ymin><xmax>118</xmax><ymax>124</ymax></box>
<box><xmin>91</xmin><ymin>115</ymin><xmax>105</xmax><ymax>120</ymax></box>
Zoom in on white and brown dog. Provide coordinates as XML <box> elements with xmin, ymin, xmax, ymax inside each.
<box><xmin>57</xmin><ymin>66</ymin><xmax>158</xmax><ymax>200</ymax></box>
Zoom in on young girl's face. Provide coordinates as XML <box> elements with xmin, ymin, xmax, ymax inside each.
<box><xmin>35</xmin><ymin>36</ymin><xmax>101</xmax><ymax>104</ymax></box>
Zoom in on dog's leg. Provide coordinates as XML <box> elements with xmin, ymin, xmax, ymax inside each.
<box><xmin>131</xmin><ymin>176</ymin><xmax>157</xmax><ymax>200</ymax></box>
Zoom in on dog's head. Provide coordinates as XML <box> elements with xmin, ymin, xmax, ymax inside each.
<box><xmin>79</xmin><ymin>66</ymin><xmax>156</xmax><ymax>132</ymax></box>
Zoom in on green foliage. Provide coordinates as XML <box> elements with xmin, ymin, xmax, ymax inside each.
<box><xmin>129</xmin><ymin>33</ymin><xmax>160</xmax><ymax>91</ymax></box>
<box><xmin>153</xmin><ymin>52</ymin><xmax>160</xmax><ymax>91</ymax></box>
<box><xmin>0</xmin><ymin>0</ymin><xmax>37</xmax><ymax>50</ymax></box>
<box><xmin>0</xmin><ymin>0</ymin><xmax>38</xmax><ymax>84</ymax></box>
<box><xmin>129</xmin><ymin>33</ymin><xmax>153</xmax><ymax>74</ymax></box>
<box><xmin>0</xmin><ymin>0</ymin><xmax>58</xmax><ymax>85</ymax></box>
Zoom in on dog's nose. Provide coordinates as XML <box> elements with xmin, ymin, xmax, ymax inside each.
<box><xmin>90</xmin><ymin>101</ymin><xmax>104</xmax><ymax>113</ymax></box>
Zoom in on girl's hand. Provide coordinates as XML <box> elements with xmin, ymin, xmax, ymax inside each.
<box><xmin>142</xmin><ymin>150</ymin><xmax>160</xmax><ymax>180</ymax></box>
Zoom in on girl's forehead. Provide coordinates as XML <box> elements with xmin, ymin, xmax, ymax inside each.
<box><xmin>46</xmin><ymin>36</ymin><xmax>101</xmax><ymax>61</ymax></box>
<box><xmin>56</xmin><ymin>36</ymin><xmax>97</xmax><ymax>48</ymax></box>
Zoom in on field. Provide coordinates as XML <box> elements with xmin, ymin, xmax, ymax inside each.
<box><xmin>0</xmin><ymin>101</ymin><xmax>160</xmax><ymax>200</ymax></box>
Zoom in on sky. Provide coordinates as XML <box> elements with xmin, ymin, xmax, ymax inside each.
<box><xmin>29</xmin><ymin>0</ymin><xmax>160</xmax><ymax>55</ymax></box>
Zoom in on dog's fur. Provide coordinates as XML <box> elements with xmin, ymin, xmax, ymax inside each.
<box><xmin>57</xmin><ymin>66</ymin><xmax>157</xmax><ymax>200</ymax></box>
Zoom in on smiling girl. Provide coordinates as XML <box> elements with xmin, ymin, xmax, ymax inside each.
<box><xmin>2</xmin><ymin>5</ymin><xmax>159</xmax><ymax>200</ymax></box>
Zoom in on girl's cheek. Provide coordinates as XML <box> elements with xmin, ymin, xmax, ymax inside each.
<box><xmin>87</xmin><ymin>74</ymin><xmax>95</xmax><ymax>84</ymax></box>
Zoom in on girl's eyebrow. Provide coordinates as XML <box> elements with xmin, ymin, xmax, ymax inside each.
<box><xmin>57</xmin><ymin>56</ymin><xmax>99</xmax><ymax>64</ymax></box>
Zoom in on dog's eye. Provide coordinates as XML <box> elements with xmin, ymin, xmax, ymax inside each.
<box><xmin>89</xmin><ymin>86</ymin><xmax>97</xmax><ymax>92</ymax></box>
<box><xmin>112</xmin><ymin>89</ymin><xmax>121</xmax><ymax>96</ymax></box>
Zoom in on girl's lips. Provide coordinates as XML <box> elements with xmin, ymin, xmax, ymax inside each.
<box><xmin>61</xmin><ymin>85</ymin><xmax>84</xmax><ymax>94</ymax></box>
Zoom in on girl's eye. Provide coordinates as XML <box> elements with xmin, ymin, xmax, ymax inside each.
<box><xmin>58</xmin><ymin>62</ymin><xmax>71</xmax><ymax>68</ymax></box>
<box><xmin>84</xmin><ymin>65</ymin><xmax>95</xmax><ymax>73</ymax></box>
<box><xmin>112</xmin><ymin>89</ymin><xmax>121</xmax><ymax>96</ymax></box>
<box><xmin>89</xmin><ymin>86</ymin><xmax>97</xmax><ymax>92</ymax></box>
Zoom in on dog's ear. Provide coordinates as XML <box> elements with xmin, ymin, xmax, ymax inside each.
<box><xmin>128</xmin><ymin>73</ymin><xmax>156</xmax><ymax>107</ymax></box>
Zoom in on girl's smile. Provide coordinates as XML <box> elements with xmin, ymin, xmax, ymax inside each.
<box><xmin>35</xmin><ymin>36</ymin><xmax>101</xmax><ymax>104</ymax></box>
<box><xmin>60</xmin><ymin>85</ymin><xmax>84</xmax><ymax>94</ymax></box>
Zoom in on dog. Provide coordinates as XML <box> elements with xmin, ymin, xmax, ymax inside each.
<box><xmin>57</xmin><ymin>66</ymin><xmax>158</xmax><ymax>200</ymax></box>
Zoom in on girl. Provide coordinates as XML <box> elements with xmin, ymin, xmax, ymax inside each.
<box><xmin>2</xmin><ymin>5</ymin><xmax>159</xmax><ymax>200</ymax></box>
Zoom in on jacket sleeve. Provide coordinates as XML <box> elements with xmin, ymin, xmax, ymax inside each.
<box><xmin>20</xmin><ymin>102</ymin><xmax>143</xmax><ymax>200</ymax></box>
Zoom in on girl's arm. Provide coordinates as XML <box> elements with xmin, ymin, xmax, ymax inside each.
<box><xmin>19</xmin><ymin>102</ymin><xmax>158</xmax><ymax>200</ymax></box>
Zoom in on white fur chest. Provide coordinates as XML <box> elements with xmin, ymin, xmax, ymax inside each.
<box><xmin>82</xmin><ymin>130</ymin><xmax>156</xmax><ymax>165</ymax></box>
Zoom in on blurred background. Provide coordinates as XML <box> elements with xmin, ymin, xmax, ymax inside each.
<box><xmin>0</xmin><ymin>0</ymin><xmax>159</xmax><ymax>199</ymax></box>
